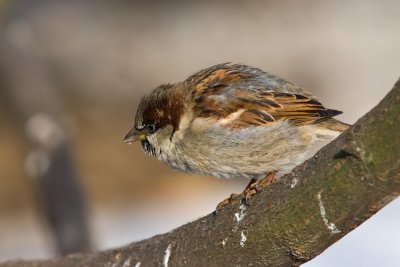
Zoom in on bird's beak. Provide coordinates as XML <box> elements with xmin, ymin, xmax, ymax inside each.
<box><xmin>123</xmin><ymin>128</ymin><xmax>147</xmax><ymax>144</ymax></box>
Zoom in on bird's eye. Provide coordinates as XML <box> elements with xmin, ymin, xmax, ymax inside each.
<box><xmin>143</xmin><ymin>124</ymin><xmax>158</xmax><ymax>134</ymax></box>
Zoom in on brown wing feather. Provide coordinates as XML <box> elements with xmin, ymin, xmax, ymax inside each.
<box><xmin>188</xmin><ymin>64</ymin><xmax>342</xmax><ymax>128</ymax></box>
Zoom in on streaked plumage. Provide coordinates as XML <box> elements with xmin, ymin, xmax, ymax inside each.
<box><xmin>125</xmin><ymin>63</ymin><xmax>349</xmax><ymax>180</ymax></box>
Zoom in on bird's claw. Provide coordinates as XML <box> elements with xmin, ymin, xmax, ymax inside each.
<box><xmin>214</xmin><ymin>171</ymin><xmax>277</xmax><ymax>214</ymax></box>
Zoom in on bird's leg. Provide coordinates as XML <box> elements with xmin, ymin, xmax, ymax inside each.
<box><xmin>215</xmin><ymin>192</ymin><xmax>241</xmax><ymax>212</ymax></box>
<box><xmin>241</xmin><ymin>171</ymin><xmax>277</xmax><ymax>206</ymax></box>
<box><xmin>215</xmin><ymin>172</ymin><xmax>277</xmax><ymax>213</ymax></box>
<box><xmin>243</xmin><ymin>171</ymin><xmax>277</xmax><ymax>200</ymax></box>
<box><xmin>241</xmin><ymin>178</ymin><xmax>259</xmax><ymax>197</ymax></box>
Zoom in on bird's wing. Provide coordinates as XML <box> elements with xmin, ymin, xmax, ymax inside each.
<box><xmin>187</xmin><ymin>63</ymin><xmax>342</xmax><ymax>128</ymax></box>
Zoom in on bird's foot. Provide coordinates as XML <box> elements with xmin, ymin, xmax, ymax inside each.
<box><xmin>214</xmin><ymin>171</ymin><xmax>277</xmax><ymax>214</ymax></box>
<box><xmin>242</xmin><ymin>171</ymin><xmax>277</xmax><ymax>204</ymax></box>
<box><xmin>214</xmin><ymin>193</ymin><xmax>241</xmax><ymax>214</ymax></box>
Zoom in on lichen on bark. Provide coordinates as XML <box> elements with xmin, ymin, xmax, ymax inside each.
<box><xmin>1</xmin><ymin>79</ymin><xmax>400</xmax><ymax>267</ymax></box>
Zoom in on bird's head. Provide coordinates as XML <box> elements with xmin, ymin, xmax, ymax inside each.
<box><xmin>124</xmin><ymin>84</ymin><xmax>185</xmax><ymax>156</ymax></box>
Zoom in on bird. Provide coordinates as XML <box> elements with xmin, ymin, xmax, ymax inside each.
<box><xmin>124</xmin><ymin>63</ymin><xmax>349</xmax><ymax>209</ymax></box>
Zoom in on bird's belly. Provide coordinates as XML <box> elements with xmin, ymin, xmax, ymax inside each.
<box><xmin>160</xmin><ymin>122</ymin><xmax>340</xmax><ymax>179</ymax></box>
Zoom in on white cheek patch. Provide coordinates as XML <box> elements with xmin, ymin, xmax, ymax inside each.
<box><xmin>146</xmin><ymin>125</ymin><xmax>176</xmax><ymax>159</ymax></box>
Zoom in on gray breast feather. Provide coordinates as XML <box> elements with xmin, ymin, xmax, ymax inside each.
<box><xmin>157</xmin><ymin>119</ymin><xmax>335</xmax><ymax>179</ymax></box>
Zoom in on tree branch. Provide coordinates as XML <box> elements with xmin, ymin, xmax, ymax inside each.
<box><xmin>2</xmin><ymin>78</ymin><xmax>400</xmax><ymax>267</ymax></box>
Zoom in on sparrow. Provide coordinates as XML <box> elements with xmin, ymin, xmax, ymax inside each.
<box><xmin>124</xmin><ymin>63</ymin><xmax>349</xmax><ymax>208</ymax></box>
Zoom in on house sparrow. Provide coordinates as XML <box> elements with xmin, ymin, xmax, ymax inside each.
<box><xmin>124</xmin><ymin>63</ymin><xmax>349</xmax><ymax>208</ymax></box>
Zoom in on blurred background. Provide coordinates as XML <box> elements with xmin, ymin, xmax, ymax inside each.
<box><xmin>0</xmin><ymin>0</ymin><xmax>399</xmax><ymax>266</ymax></box>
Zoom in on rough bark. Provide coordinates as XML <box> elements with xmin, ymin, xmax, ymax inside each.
<box><xmin>2</xmin><ymin>78</ymin><xmax>400</xmax><ymax>267</ymax></box>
